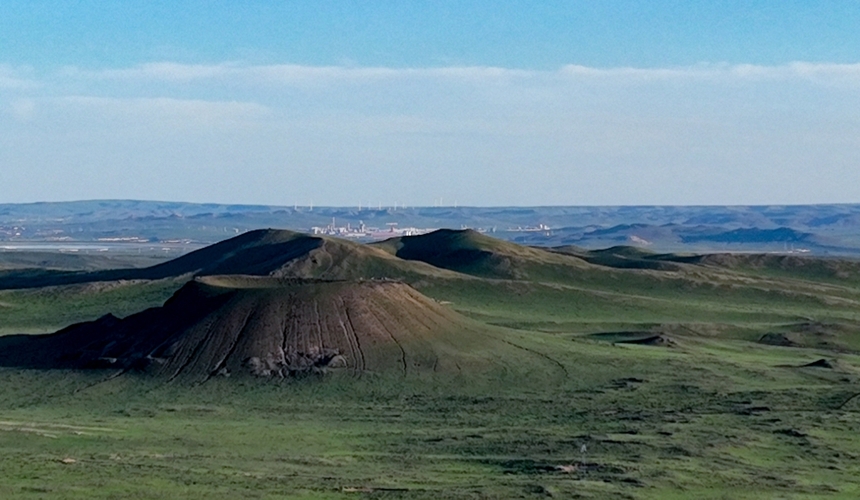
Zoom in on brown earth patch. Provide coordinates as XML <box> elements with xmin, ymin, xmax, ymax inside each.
<box><xmin>0</xmin><ymin>276</ymin><xmax>487</xmax><ymax>383</ymax></box>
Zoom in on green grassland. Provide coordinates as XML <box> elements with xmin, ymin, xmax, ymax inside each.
<box><xmin>2</xmin><ymin>231</ymin><xmax>860</xmax><ymax>498</ymax></box>
<box><xmin>0</xmin><ymin>251</ymin><xmax>170</xmax><ymax>273</ymax></box>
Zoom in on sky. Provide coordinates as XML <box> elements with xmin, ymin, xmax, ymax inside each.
<box><xmin>1</xmin><ymin>1</ymin><xmax>859</xmax><ymax>206</ymax></box>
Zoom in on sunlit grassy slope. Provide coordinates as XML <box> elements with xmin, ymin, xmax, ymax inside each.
<box><xmin>2</xmin><ymin>229</ymin><xmax>860</xmax><ymax>498</ymax></box>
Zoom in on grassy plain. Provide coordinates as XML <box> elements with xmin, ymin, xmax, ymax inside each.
<box><xmin>3</xmin><ymin>239</ymin><xmax>860</xmax><ymax>498</ymax></box>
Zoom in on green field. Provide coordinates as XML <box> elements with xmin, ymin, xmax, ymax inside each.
<box><xmin>2</xmin><ymin>231</ymin><xmax>860</xmax><ymax>498</ymax></box>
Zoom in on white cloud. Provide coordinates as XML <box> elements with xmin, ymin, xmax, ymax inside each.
<box><xmin>0</xmin><ymin>65</ymin><xmax>38</xmax><ymax>89</ymax></box>
<box><xmin>1</xmin><ymin>60</ymin><xmax>859</xmax><ymax>205</ymax></box>
<box><xmin>67</xmin><ymin>62</ymin><xmax>236</xmax><ymax>82</ymax></box>
<box><xmin>4</xmin><ymin>91</ymin><xmax>270</xmax><ymax>134</ymax></box>
<box><xmin>558</xmin><ymin>62</ymin><xmax>860</xmax><ymax>86</ymax></box>
<box><xmin>69</xmin><ymin>62</ymin><xmax>537</xmax><ymax>88</ymax></box>
<box><xmin>58</xmin><ymin>61</ymin><xmax>860</xmax><ymax>87</ymax></box>
<box><xmin>8</xmin><ymin>98</ymin><xmax>36</xmax><ymax>121</ymax></box>
<box><xmin>55</xmin><ymin>96</ymin><xmax>270</xmax><ymax>132</ymax></box>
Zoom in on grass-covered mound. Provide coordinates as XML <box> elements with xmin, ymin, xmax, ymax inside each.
<box><xmin>375</xmin><ymin>228</ymin><xmax>596</xmax><ymax>280</ymax></box>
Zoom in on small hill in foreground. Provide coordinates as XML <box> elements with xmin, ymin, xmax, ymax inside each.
<box><xmin>0</xmin><ymin>276</ymin><xmax>554</xmax><ymax>383</ymax></box>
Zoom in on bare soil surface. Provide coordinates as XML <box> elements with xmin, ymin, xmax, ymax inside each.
<box><xmin>0</xmin><ymin>277</ymin><xmax>496</xmax><ymax>382</ymax></box>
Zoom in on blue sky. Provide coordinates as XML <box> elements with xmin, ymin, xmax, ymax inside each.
<box><xmin>1</xmin><ymin>1</ymin><xmax>859</xmax><ymax>205</ymax></box>
<box><xmin>5</xmin><ymin>1</ymin><xmax>859</xmax><ymax>69</ymax></box>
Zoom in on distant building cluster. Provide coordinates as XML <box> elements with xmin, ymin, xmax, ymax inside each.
<box><xmin>507</xmin><ymin>223</ymin><xmax>551</xmax><ymax>234</ymax></box>
<box><xmin>311</xmin><ymin>219</ymin><xmax>434</xmax><ymax>240</ymax></box>
<box><xmin>96</xmin><ymin>236</ymin><xmax>151</xmax><ymax>243</ymax></box>
<box><xmin>1</xmin><ymin>225</ymin><xmax>75</xmax><ymax>241</ymax></box>
<box><xmin>309</xmin><ymin>219</ymin><xmax>516</xmax><ymax>241</ymax></box>
<box><xmin>0</xmin><ymin>225</ymin><xmax>25</xmax><ymax>238</ymax></box>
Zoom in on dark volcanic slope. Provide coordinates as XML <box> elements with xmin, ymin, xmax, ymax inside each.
<box><xmin>146</xmin><ymin>229</ymin><xmax>457</xmax><ymax>281</ymax></box>
<box><xmin>0</xmin><ymin>276</ymin><xmax>507</xmax><ymax>382</ymax></box>
<box><xmin>0</xmin><ymin>229</ymin><xmax>459</xmax><ymax>289</ymax></box>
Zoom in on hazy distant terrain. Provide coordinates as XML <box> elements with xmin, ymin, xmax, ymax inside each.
<box><xmin>4</xmin><ymin>200</ymin><xmax>860</xmax><ymax>257</ymax></box>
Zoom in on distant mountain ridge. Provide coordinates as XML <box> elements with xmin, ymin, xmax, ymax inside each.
<box><xmin>3</xmin><ymin>200</ymin><xmax>860</xmax><ymax>256</ymax></box>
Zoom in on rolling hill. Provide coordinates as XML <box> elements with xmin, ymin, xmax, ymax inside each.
<box><xmin>0</xmin><ymin>229</ymin><xmax>462</xmax><ymax>289</ymax></box>
<box><xmin>374</xmin><ymin>228</ymin><xmax>596</xmax><ymax>280</ymax></box>
<box><xmin>6</xmin><ymin>224</ymin><xmax>860</xmax><ymax>497</ymax></box>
